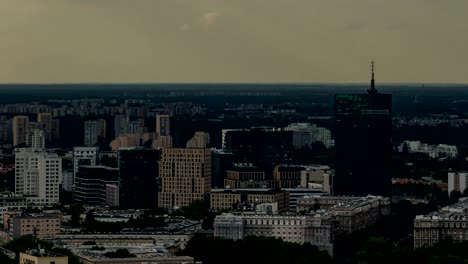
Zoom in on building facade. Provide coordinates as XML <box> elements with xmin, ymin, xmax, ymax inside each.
<box><xmin>414</xmin><ymin>198</ymin><xmax>468</xmax><ymax>249</ymax></box>
<box><xmin>448</xmin><ymin>172</ymin><xmax>468</xmax><ymax>194</ymax></box>
<box><xmin>73</xmin><ymin>147</ymin><xmax>98</xmax><ymax>190</ymax></box>
<box><xmin>13</xmin><ymin>115</ymin><xmax>29</xmax><ymax>146</ymax></box>
<box><xmin>20</xmin><ymin>251</ymin><xmax>68</xmax><ymax>264</ymax></box>
<box><xmin>214</xmin><ymin>213</ymin><xmax>334</xmax><ymax>255</ymax></box>
<box><xmin>158</xmin><ymin>148</ymin><xmax>211</xmax><ymax>209</ymax></box>
<box><xmin>118</xmin><ymin>148</ymin><xmax>160</xmax><ymax>209</ymax></box>
<box><xmin>15</xmin><ymin>148</ymin><xmax>62</xmax><ymax>206</ymax></box>
<box><xmin>73</xmin><ymin>166</ymin><xmax>119</xmax><ymax>205</ymax></box>
<box><xmin>210</xmin><ymin>188</ymin><xmax>289</xmax><ymax>213</ymax></box>
<box><xmin>37</xmin><ymin>112</ymin><xmax>53</xmax><ymax>142</ymax></box>
<box><xmin>12</xmin><ymin>215</ymin><xmax>61</xmax><ymax>238</ymax></box>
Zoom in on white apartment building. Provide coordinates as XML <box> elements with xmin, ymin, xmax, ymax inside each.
<box><xmin>285</xmin><ymin>123</ymin><xmax>332</xmax><ymax>149</ymax></box>
<box><xmin>84</xmin><ymin>120</ymin><xmax>98</xmax><ymax>147</ymax></box>
<box><xmin>28</xmin><ymin>129</ymin><xmax>45</xmax><ymax>150</ymax></box>
<box><xmin>448</xmin><ymin>172</ymin><xmax>468</xmax><ymax>194</ymax></box>
<box><xmin>15</xmin><ymin>148</ymin><xmax>62</xmax><ymax>206</ymax></box>
<box><xmin>398</xmin><ymin>140</ymin><xmax>458</xmax><ymax>159</ymax></box>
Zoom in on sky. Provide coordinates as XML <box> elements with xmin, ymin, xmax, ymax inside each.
<box><xmin>1</xmin><ymin>0</ymin><xmax>467</xmax><ymax>84</ymax></box>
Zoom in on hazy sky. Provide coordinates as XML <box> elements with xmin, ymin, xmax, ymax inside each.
<box><xmin>1</xmin><ymin>0</ymin><xmax>468</xmax><ymax>83</ymax></box>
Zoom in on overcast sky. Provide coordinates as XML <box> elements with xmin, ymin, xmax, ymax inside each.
<box><xmin>1</xmin><ymin>0</ymin><xmax>467</xmax><ymax>83</ymax></box>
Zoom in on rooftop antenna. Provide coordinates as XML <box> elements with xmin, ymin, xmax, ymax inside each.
<box><xmin>367</xmin><ymin>61</ymin><xmax>378</xmax><ymax>95</ymax></box>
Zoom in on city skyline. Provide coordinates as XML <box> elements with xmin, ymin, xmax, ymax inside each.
<box><xmin>1</xmin><ymin>0</ymin><xmax>468</xmax><ymax>84</ymax></box>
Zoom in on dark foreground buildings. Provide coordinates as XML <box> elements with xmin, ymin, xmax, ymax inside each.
<box><xmin>118</xmin><ymin>148</ymin><xmax>160</xmax><ymax>208</ymax></box>
<box><xmin>334</xmin><ymin>63</ymin><xmax>392</xmax><ymax>196</ymax></box>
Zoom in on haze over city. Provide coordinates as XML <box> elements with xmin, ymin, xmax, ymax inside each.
<box><xmin>1</xmin><ymin>0</ymin><xmax>468</xmax><ymax>83</ymax></box>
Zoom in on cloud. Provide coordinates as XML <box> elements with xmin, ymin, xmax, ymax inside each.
<box><xmin>200</xmin><ymin>11</ymin><xmax>219</xmax><ymax>26</ymax></box>
<box><xmin>179</xmin><ymin>23</ymin><xmax>190</xmax><ymax>32</ymax></box>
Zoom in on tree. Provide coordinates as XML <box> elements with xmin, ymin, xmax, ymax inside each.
<box><xmin>449</xmin><ymin>190</ymin><xmax>462</xmax><ymax>204</ymax></box>
<box><xmin>462</xmin><ymin>188</ymin><xmax>468</xmax><ymax>197</ymax></box>
<box><xmin>105</xmin><ymin>249</ymin><xmax>135</xmax><ymax>258</ymax></box>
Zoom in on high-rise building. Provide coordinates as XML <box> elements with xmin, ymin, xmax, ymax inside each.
<box><xmin>211</xmin><ymin>150</ymin><xmax>234</xmax><ymax>188</ymax></box>
<box><xmin>0</xmin><ymin>116</ymin><xmax>10</xmax><ymax>144</ymax></box>
<box><xmin>186</xmin><ymin>131</ymin><xmax>210</xmax><ymax>148</ymax></box>
<box><xmin>158</xmin><ymin>148</ymin><xmax>211</xmax><ymax>209</ymax></box>
<box><xmin>72</xmin><ymin>147</ymin><xmax>98</xmax><ymax>191</ymax></box>
<box><xmin>114</xmin><ymin>115</ymin><xmax>129</xmax><ymax>137</ymax></box>
<box><xmin>28</xmin><ymin>129</ymin><xmax>45</xmax><ymax>150</ymax></box>
<box><xmin>448</xmin><ymin>172</ymin><xmax>468</xmax><ymax>194</ymax></box>
<box><xmin>15</xmin><ymin>148</ymin><xmax>62</xmax><ymax>206</ymax></box>
<box><xmin>96</xmin><ymin>119</ymin><xmax>106</xmax><ymax>139</ymax></box>
<box><xmin>51</xmin><ymin>118</ymin><xmax>60</xmax><ymax>140</ymax></box>
<box><xmin>37</xmin><ymin>113</ymin><xmax>53</xmax><ymax>142</ymax></box>
<box><xmin>13</xmin><ymin>115</ymin><xmax>29</xmax><ymax>146</ymax></box>
<box><xmin>73</xmin><ymin>165</ymin><xmax>119</xmax><ymax>205</ymax></box>
<box><xmin>156</xmin><ymin>114</ymin><xmax>171</xmax><ymax>136</ymax></box>
<box><xmin>334</xmin><ymin>62</ymin><xmax>392</xmax><ymax>196</ymax></box>
<box><xmin>118</xmin><ymin>148</ymin><xmax>160</xmax><ymax>209</ymax></box>
<box><xmin>84</xmin><ymin>120</ymin><xmax>98</xmax><ymax>146</ymax></box>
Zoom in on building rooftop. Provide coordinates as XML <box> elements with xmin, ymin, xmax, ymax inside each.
<box><xmin>211</xmin><ymin>188</ymin><xmax>283</xmax><ymax>194</ymax></box>
<box><xmin>23</xmin><ymin>249</ymin><xmax>65</xmax><ymax>258</ymax></box>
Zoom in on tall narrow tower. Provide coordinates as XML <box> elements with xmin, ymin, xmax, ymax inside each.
<box><xmin>368</xmin><ymin>61</ymin><xmax>378</xmax><ymax>95</ymax></box>
<box><xmin>334</xmin><ymin>62</ymin><xmax>392</xmax><ymax>196</ymax></box>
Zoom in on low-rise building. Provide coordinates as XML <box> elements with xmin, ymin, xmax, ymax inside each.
<box><xmin>12</xmin><ymin>215</ymin><xmax>61</xmax><ymax>238</ymax></box>
<box><xmin>210</xmin><ymin>188</ymin><xmax>289</xmax><ymax>213</ymax></box>
<box><xmin>414</xmin><ymin>198</ymin><xmax>468</xmax><ymax>249</ymax></box>
<box><xmin>79</xmin><ymin>256</ymin><xmax>195</xmax><ymax>264</ymax></box>
<box><xmin>214</xmin><ymin>213</ymin><xmax>335</xmax><ymax>255</ymax></box>
<box><xmin>20</xmin><ymin>250</ymin><xmax>68</xmax><ymax>264</ymax></box>
<box><xmin>214</xmin><ymin>195</ymin><xmax>391</xmax><ymax>256</ymax></box>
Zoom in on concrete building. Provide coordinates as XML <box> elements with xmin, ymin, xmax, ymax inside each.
<box><xmin>283</xmin><ymin>189</ymin><xmax>327</xmax><ymax>212</ymax></box>
<box><xmin>156</xmin><ymin>114</ymin><xmax>171</xmax><ymax>137</ymax></box>
<box><xmin>186</xmin><ymin>131</ymin><xmax>210</xmax><ymax>149</ymax></box>
<box><xmin>13</xmin><ymin>115</ymin><xmax>29</xmax><ymax>146</ymax></box>
<box><xmin>296</xmin><ymin>195</ymin><xmax>390</xmax><ymax>234</ymax></box>
<box><xmin>214</xmin><ymin>213</ymin><xmax>335</xmax><ymax>255</ymax></box>
<box><xmin>27</xmin><ymin>129</ymin><xmax>45</xmax><ymax>150</ymax></box>
<box><xmin>85</xmin><ymin>119</ymin><xmax>106</xmax><ymax>146</ymax></box>
<box><xmin>115</xmin><ymin>115</ymin><xmax>129</xmax><ymax>137</ymax></box>
<box><xmin>215</xmin><ymin>195</ymin><xmax>390</xmax><ymax>255</ymax></box>
<box><xmin>73</xmin><ymin>147</ymin><xmax>98</xmax><ymax>190</ymax></box>
<box><xmin>73</xmin><ymin>166</ymin><xmax>119</xmax><ymax>205</ymax></box>
<box><xmin>158</xmin><ymin>148</ymin><xmax>211</xmax><ymax>209</ymax></box>
<box><xmin>80</xmin><ymin>256</ymin><xmax>194</xmax><ymax>264</ymax></box>
<box><xmin>12</xmin><ymin>215</ymin><xmax>61</xmax><ymax>238</ymax></box>
<box><xmin>414</xmin><ymin>198</ymin><xmax>468</xmax><ymax>249</ymax></box>
<box><xmin>300</xmin><ymin>165</ymin><xmax>332</xmax><ymax>194</ymax></box>
<box><xmin>20</xmin><ymin>251</ymin><xmax>68</xmax><ymax>264</ymax></box>
<box><xmin>210</xmin><ymin>188</ymin><xmax>289</xmax><ymax>213</ymax></box>
<box><xmin>398</xmin><ymin>140</ymin><xmax>458</xmax><ymax>159</ymax></box>
<box><xmin>224</xmin><ymin>164</ymin><xmax>268</xmax><ymax>189</ymax></box>
<box><xmin>448</xmin><ymin>172</ymin><xmax>468</xmax><ymax>194</ymax></box>
<box><xmin>15</xmin><ymin>148</ymin><xmax>62</xmax><ymax>206</ymax></box>
<box><xmin>284</xmin><ymin>123</ymin><xmax>332</xmax><ymax>149</ymax></box>
<box><xmin>37</xmin><ymin>112</ymin><xmax>53</xmax><ymax>142</ymax></box>
<box><xmin>84</xmin><ymin>120</ymin><xmax>98</xmax><ymax>147</ymax></box>
<box><xmin>106</xmin><ymin>184</ymin><xmax>119</xmax><ymax>207</ymax></box>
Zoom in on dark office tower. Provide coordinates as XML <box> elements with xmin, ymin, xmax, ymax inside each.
<box><xmin>73</xmin><ymin>166</ymin><xmax>119</xmax><ymax>205</ymax></box>
<box><xmin>334</xmin><ymin>62</ymin><xmax>392</xmax><ymax>196</ymax></box>
<box><xmin>118</xmin><ymin>148</ymin><xmax>160</xmax><ymax>209</ymax></box>
<box><xmin>225</xmin><ymin>128</ymin><xmax>294</xmax><ymax>173</ymax></box>
<box><xmin>211</xmin><ymin>150</ymin><xmax>234</xmax><ymax>188</ymax></box>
